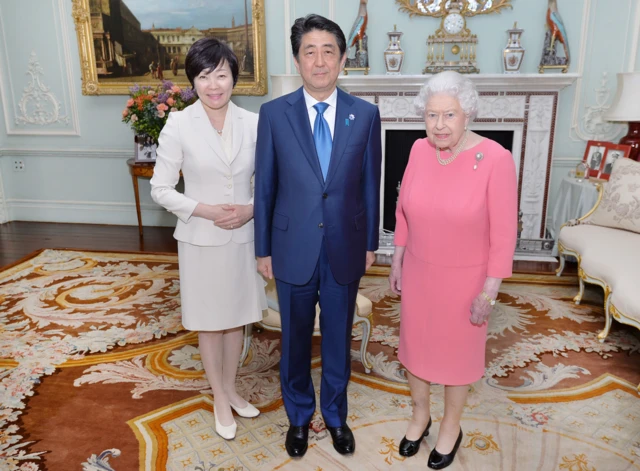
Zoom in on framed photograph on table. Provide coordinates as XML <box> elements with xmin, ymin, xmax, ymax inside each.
<box><xmin>582</xmin><ymin>141</ymin><xmax>608</xmax><ymax>177</ymax></box>
<box><xmin>134</xmin><ymin>135</ymin><xmax>158</xmax><ymax>163</ymax></box>
<box><xmin>598</xmin><ymin>143</ymin><xmax>632</xmax><ymax>180</ymax></box>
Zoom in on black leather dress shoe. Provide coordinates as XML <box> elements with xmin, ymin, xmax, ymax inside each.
<box><xmin>399</xmin><ymin>417</ymin><xmax>432</xmax><ymax>457</ymax></box>
<box><xmin>285</xmin><ymin>425</ymin><xmax>309</xmax><ymax>457</ymax></box>
<box><xmin>428</xmin><ymin>428</ymin><xmax>463</xmax><ymax>470</ymax></box>
<box><xmin>327</xmin><ymin>424</ymin><xmax>356</xmax><ymax>455</ymax></box>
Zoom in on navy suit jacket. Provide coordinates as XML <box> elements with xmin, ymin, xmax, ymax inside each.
<box><xmin>254</xmin><ymin>87</ymin><xmax>381</xmax><ymax>286</ymax></box>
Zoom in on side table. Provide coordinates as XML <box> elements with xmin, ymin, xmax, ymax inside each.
<box><xmin>127</xmin><ymin>158</ymin><xmax>155</xmax><ymax>238</ymax></box>
<box><xmin>549</xmin><ymin>175</ymin><xmax>600</xmax><ymax>255</ymax></box>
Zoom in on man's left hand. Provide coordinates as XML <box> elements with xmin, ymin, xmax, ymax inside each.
<box><xmin>365</xmin><ymin>251</ymin><xmax>375</xmax><ymax>271</ymax></box>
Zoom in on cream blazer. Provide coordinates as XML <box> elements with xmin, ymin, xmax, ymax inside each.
<box><xmin>150</xmin><ymin>100</ymin><xmax>258</xmax><ymax>246</ymax></box>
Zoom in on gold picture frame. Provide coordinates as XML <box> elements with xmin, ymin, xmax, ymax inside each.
<box><xmin>71</xmin><ymin>0</ymin><xmax>267</xmax><ymax>96</ymax></box>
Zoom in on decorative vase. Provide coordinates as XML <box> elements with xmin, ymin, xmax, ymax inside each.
<box><xmin>503</xmin><ymin>22</ymin><xmax>525</xmax><ymax>74</ymax></box>
<box><xmin>384</xmin><ymin>25</ymin><xmax>405</xmax><ymax>75</ymax></box>
<box><xmin>134</xmin><ymin>135</ymin><xmax>158</xmax><ymax>162</ymax></box>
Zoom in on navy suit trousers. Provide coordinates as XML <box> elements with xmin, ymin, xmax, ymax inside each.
<box><xmin>275</xmin><ymin>240</ymin><xmax>360</xmax><ymax>427</ymax></box>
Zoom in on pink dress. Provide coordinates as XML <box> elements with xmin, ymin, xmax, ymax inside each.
<box><xmin>395</xmin><ymin>138</ymin><xmax>517</xmax><ymax>385</ymax></box>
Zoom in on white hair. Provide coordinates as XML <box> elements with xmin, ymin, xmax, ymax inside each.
<box><xmin>413</xmin><ymin>71</ymin><xmax>478</xmax><ymax>118</ymax></box>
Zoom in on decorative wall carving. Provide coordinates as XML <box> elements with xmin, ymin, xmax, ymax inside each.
<box><xmin>520</xmin><ymin>95</ymin><xmax>555</xmax><ymax>238</ymax></box>
<box><xmin>476</xmin><ymin>96</ymin><xmax>526</xmax><ymax>120</ymax></box>
<box><xmin>15</xmin><ymin>52</ymin><xmax>69</xmax><ymax>127</ymax></box>
<box><xmin>0</xmin><ymin>0</ymin><xmax>80</xmax><ymax>135</ymax></box>
<box><xmin>578</xmin><ymin>72</ymin><xmax>624</xmax><ymax>141</ymax></box>
<box><xmin>569</xmin><ymin>0</ymin><xmax>638</xmax><ymax>143</ymax></box>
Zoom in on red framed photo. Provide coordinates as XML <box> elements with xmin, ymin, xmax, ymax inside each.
<box><xmin>598</xmin><ymin>143</ymin><xmax>632</xmax><ymax>180</ymax></box>
<box><xmin>582</xmin><ymin>140</ymin><xmax>608</xmax><ymax>177</ymax></box>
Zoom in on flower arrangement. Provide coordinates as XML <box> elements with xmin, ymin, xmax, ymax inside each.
<box><xmin>122</xmin><ymin>80</ymin><xmax>197</xmax><ymax>143</ymax></box>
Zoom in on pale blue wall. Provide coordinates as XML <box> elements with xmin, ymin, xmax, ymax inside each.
<box><xmin>0</xmin><ymin>0</ymin><xmax>638</xmax><ymax>229</ymax></box>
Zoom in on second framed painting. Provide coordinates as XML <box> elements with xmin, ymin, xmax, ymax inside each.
<box><xmin>71</xmin><ymin>0</ymin><xmax>267</xmax><ymax>96</ymax></box>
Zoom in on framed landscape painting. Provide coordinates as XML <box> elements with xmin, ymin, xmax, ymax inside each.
<box><xmin>71</xmin><ymin>0</ymin><xmax>267</xmax><ymax>95</ymax></box>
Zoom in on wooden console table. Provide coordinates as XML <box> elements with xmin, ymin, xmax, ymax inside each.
<box><xmin>127</xmin><ymin>158</ymin><xmax>155</xmax><ymax>238</ymax></box>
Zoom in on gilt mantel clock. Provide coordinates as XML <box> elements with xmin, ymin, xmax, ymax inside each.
<box><xmin>396</xmin><ymin>0</ymin><xmax>514</xmax><ymax>74</ymax></box>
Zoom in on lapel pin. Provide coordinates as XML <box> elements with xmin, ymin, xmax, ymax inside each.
<box><xmin>345</xmin><ymin>118</ymin><xmax>350</xmax><ymax>126</ymax></box>
<box><xmin>349</xmin><ymin>114</ymin><xmax>355</xmax><ymax>121</ymax></box>
<box><xmin>473</xmin><ymin>152</ymin><xmax>484</xmax><ymax>170</ymax></box>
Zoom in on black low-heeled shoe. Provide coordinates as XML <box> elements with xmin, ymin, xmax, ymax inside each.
<box><xmin>398</xmin><ymin>417</ymin><xmax>432</xmax><ymax>457</ymax></box>
<box><xmin>427</xmin><ymin>428</ymin><xmax>463</xmax><ymax>469</ymax></box>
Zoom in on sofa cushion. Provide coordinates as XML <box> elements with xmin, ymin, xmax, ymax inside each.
<box><xmin>559</xmin><ymin>224</ymin><xmax>640</xmax><ymax>286</ymax></box>
<box><xmin>588</xmin><ymin>158</ymin><xmax>640</xmax><ymax>234</ymax></box>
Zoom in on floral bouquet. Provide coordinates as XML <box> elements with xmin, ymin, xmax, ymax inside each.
<box><xmin>122</xmin><ymin>80</ymin><xmax>197</xmax><ymax>144</ymax></box>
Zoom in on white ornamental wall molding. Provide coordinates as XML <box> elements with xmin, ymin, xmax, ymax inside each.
<box><xmin>0</xmin><ymin>170</ymin><xmax>7</xmax><ymax>224</ymax></box>
<box><xmin>15</xmin><ymin>51</ymin><xmax>69</xmax><ymax>127</ymax></box>
<box><xmin>577</xmin><ymin>71</ymin><xmax>624</xmax><ymax>142</ymax></box>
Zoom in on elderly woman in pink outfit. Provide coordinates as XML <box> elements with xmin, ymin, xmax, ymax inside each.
<box><xmin>388</xmin><ymin>71</ymin><xmax>517</xmax><ymax>469</ymax></box>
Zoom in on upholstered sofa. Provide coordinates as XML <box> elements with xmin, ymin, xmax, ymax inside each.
<box><xmin>557</xmin><ymin>158</ymin><xmax>640</xmax><ymax>358</ymax></box>
<box><xmin>240</xmin><ymin>277</ymin><xmax>374</xmax><ymax>372</ymax></box>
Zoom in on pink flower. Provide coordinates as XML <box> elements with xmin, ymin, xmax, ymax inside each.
<box><xmin>171</xmin><ymin>107</ymin><xmax>178</xmax><ymax>112</ymax></box>
<box><xmin>158</xmin><ymin>110</ymin><xmax>166</xmax><ymax>118</ymax></box>
<box><xmin>166</xmin><ymin>97</ymin><xmax>175</xmax><ymax>106</ymax></box>
<box><xmin>122</xmin><ymin>109</ymin><xmax>129</xmax><ymax>117</ymax></box>
<box><xmin>126</xmin><ymin>98</ymin><xmax>134</xmax><ymax>107</ymax></box>
<box><xmin>157</xmin><ymin>103</ymin><xmax>169</xmax><ymax>112</ymax></box>
<box><xmin>531</xmin><ymin>412</ymin><xmax>549</xmax><ymax>425</ymax></box>
<box><xmin>171</xmin><ymin>85</ymin><xmax>181</xmax><ymax>93</ymax></box>
<box><xmin>130</xmin><ymin>114</ymin><xmax>138</xmax><ymax>122</ymax></box>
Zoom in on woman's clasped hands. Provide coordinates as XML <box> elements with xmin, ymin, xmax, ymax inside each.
<box><xmin>197</xmin><ymin>203</ymin><xmax>253</xmax><ymax>230</ymax></box>
<box><xmin>214</xmin><ymin>204</ymin><xmax>253</xmax><ymax>230</ymax></box>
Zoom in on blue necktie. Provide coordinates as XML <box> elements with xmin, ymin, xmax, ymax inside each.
<box><xmin>313</xmin><ymin>102</ymin><xmax>332</xmax><ymax>181</ymax></box>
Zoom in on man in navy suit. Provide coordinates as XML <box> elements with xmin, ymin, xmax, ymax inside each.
<box><xmin>254</xmin><ymin>14</ymin><xmax>381</xmax><ymax>458</ymax></box>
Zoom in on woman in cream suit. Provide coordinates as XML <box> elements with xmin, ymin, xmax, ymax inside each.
<box><xmin>150</xmin><ymin>38</ymin><xmax>266</xmax><ymax>440</ymax></box>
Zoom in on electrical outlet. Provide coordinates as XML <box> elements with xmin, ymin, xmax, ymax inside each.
<box><xmin>13</xmin><ymin>159</ymin><xmax>25</xmax><ymax>172</ymax></box>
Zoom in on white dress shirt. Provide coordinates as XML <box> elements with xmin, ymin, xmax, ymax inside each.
<box><xmin>303</xmin><ymin>87</ymin><xmax>338</xmax><ymax>139</ymax></box>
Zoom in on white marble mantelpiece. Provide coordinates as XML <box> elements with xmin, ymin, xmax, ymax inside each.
<box><xmin>270</xmin><ymin>73</ymin><xmax>579</xmax><ymax>240</ymax></box>
<box><xmin>272</xmin><ymin>73</ymin><xmax>580</xmax><ymax>96</ymax></box>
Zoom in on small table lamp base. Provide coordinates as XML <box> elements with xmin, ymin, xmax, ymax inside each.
<box><xmin>620</xmin><ymin>121</ymin><xmax>640</xmax><ymax>162</ymax></box>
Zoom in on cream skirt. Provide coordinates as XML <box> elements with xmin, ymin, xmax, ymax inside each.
<box><xmin>178</xmin><ymin>240</ymin><xmax>267</xmax><ymax>331</ymax></box>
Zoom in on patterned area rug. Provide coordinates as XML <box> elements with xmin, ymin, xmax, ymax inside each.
<box><xmin>1</xmin><ymin>249</ymin><xmax>639</xmax><ymax>470</ymax></box>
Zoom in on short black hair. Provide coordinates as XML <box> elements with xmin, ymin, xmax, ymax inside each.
<box><xmin>185</xmin><ymin>37</ymin><xmax>239</xmax><ymax>87</ymax></box>
<box><xmin>290</xmin><ymin>14</ymin><xmax>347</xmax><ymax>60</ymax></box>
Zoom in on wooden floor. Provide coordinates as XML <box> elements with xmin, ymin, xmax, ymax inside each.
<box><xmin>0</xmin><ymin>221</ymin><xmax>574</xmax><ymax>275</ymax></box>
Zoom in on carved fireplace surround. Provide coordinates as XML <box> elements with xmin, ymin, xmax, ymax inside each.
<box><xmin>271</xmin><ymin>74</ymin><xmax>579</xmax><ymax>254</ymax></box>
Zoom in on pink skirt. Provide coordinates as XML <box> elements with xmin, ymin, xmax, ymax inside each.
<box><xmin>398</xmin><ymin>250</ymin><xmax>488</xmax><ymax>385</ymax></box>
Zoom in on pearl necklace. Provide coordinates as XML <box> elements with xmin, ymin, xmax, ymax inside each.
<box><xmin>436</xmin><ymin>131</ymin><xmax>469</xmax><ymax>166</ymax></box>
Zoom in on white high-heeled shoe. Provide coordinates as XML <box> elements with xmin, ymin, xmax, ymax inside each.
<box><xmin>230</xmin><ymin>401</ymin><xmax>261</xmax><ymax>418</ymax></box>
<box><xmin>214</xmin><ymin>405</ymin><xmax>237</xmax><ymax>440</ymax></box>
